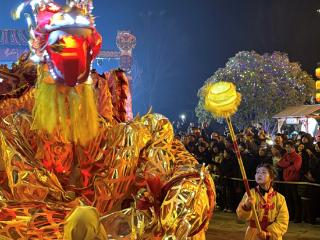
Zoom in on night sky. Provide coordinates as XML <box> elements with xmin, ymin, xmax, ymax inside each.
<box><xmin>1</xmin><ymin>0</ymin><xmax>320</xmax><ymax>122</ymax></box>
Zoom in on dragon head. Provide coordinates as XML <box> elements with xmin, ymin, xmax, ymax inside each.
<box><xmin>14</xmin><ymin>0</ymin><xmax>102</xmax><ymax>87</ymax></box>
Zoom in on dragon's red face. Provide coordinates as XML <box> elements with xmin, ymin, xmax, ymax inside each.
<box><xmin>15</xmin><ymin>1</ymin><xmax>102</xmax><ymax>87</ymax></box>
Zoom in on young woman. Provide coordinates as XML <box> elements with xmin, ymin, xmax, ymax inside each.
<box><xmin>237</xmin><ymin>163</ymin><xmax>289</xmax><ymax>240</ymax></box>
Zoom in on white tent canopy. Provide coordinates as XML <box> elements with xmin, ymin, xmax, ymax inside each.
<box><xmin>273</xmin><ymin>105</ymin><xmax>320</xmax><ymax>136</ymax></box>
<box><xmin>273</xmin><ymin>105</ymin><xmax>320</xmax><ymax>119</ymax></box>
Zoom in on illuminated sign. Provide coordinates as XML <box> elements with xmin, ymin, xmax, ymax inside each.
<box><xmin>286</xmin><ymin>118</ymin><xmax>299</xmax><ymax>125</ymax></box>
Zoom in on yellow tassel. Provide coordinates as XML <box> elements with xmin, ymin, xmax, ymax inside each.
<box><xmin>32</xmin><ymin>66</ymin><xmax>99</xmax><ymax>146</ymax></box>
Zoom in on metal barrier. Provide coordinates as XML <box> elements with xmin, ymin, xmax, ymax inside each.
<box><xmin>210</xmin><ymin>174</ymin><xmax>320</xmax><ymax>187</ymax></box>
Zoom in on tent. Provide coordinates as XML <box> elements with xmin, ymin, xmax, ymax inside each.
<box><xmin>273</xmin><ymin>105</ymin><xmax>320</xmax><ymax>136</ymax></box>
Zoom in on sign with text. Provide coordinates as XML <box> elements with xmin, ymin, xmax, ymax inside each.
<box><xmin>0</xmin><ymin>48</ymin><xmax>28</xmax><ymax>62</ymax></box>
<box><xmin>286</xmin><ymin>118</ymin><xmax>299</xmax><ymax>125</ymax></box>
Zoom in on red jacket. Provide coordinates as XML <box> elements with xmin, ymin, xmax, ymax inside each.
<box><xmin>277</xmin><ymin>151</ymin><xmax>302</xmax><ymax>181</ymax></box>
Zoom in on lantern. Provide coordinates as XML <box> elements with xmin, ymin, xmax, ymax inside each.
<box><xmin>316</xmin><ymin>67</ymin><xmax>320</xmax><ymax>79</ymax></box>
<box><xmin>316</xmin><ymin>93</ymin><xmax>320</xmax><ymax>103</ymax></box>
<box><xmin>203</xmin><ymin>81</ymin><xmax>241</xmax><ymax>118</ymax></box>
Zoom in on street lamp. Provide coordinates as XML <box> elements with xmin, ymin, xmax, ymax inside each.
<box><xmin>179</xmin><ymin>114</ymin><xmax>186</xmax><ymax>122</ymax></box>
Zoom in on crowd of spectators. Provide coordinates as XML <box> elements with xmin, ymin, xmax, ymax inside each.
<box><xmin>174</xmin><ymin>121</ymin><xmax>320</xmax><ymax>224</ymax></box>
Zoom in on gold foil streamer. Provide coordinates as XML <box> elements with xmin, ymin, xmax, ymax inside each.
<box><xmin>0</xmin><ymin>111</ymin><xmax>215</xmax><ymax>239</ymax></box>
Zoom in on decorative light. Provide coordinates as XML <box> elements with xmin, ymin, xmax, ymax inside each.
<box><xmin>316</xmin><ymin>64</ymin><xmax>320</xmax><ymax>103</ymax></box>
<box><xmin>49</xmin><ymin>68</ymin><xmax>57</xmax><ymax>79</ymax></box>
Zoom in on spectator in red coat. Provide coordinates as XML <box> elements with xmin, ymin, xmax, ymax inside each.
<box><xmin>278</xmin><ymin>141</ymin><xmax>302</xmax><ymax>181</ymax></box>
<box><xmin>277</xmin><ymin>140</ymin><xmax>302</xmax><ymax>223</ymax></box>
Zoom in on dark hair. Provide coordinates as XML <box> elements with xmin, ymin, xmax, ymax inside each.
<box><xmin>225</xmin><ymin>136</ymin><xmax>233</xmax><ymax>143</ymax></box>
<box><xmin>237</xmin><ymin>133</ymin><xmax>244</xmax><ymax>138</ymax></box>
<box><xmin>224</xmin><ymin>148</ymin><xmax>235</xmax><ymax>158</ymax></box>
<box><xmin>238</xmin><ymin>142</ymin><xmax>247</xmax><ymax>149</ymax></box>
<box><xmin>285</xmin><ymin>140</ymin><xmax>295</xmax><ymax>148</ymax></box>
<box><xmin>271</xmin><ymin>144</ymin><xmax>282</xmax><ymax>152</ymax></box>
<box><xmin>256</xmin><ymin>163</ymin><xmax>277</xmax><ymax>182</ymax></box>
<box><xmin>281</xmin><ymin>134</ymin><xmax>288</xmax><ymax>143</ymax></box>
<box><xmin>212</xmin><ymin>143</ymin><xmax>226</xmax><ymax>152</ymax></box>
<box><xmin>198</xmin><ymin>142</ymin><xmax>207</xmax><ymax>148</ymax></box>
<box><xmin>212</xmin><ymin>143</ymin><xmax>220</xmax><ymax>150</ymax></box>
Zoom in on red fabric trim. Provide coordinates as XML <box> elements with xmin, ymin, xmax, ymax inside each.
<box><xmin>255</xmin><ymin>187</ymin><xmax>277</xmax><ymax>204</ymax></box>
<box><xmin>249</xmin><ymin>220</ymin><xmax>272</xmax><ymax>230</ymax></box>
<box><xmin>254</xmin><ymin>187</ymin><xmax>277</xmax><ymax>231</ymax></box>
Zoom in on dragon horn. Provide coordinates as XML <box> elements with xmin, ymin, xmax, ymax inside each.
<box><xmin>12</xmin><ymin>0</ymin><xmax>52</xmax><ymax>20</ymax></box>
<box><xmin>12</xmin><ymin>1</ymin><xmax>30</xmax><ymax>20</ymax></box>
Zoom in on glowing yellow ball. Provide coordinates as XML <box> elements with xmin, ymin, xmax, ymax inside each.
<box><xmin>203</xmin><ymin>81</ymin><xmax>241</xmax><ymax>118</ymax></box>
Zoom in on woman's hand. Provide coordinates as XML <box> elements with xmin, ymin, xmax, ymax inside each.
<box><xmin>244</xmin><ymin>196</ymin><xmax>255</xmax><ymax>209</ymax></box>
<box><xmin>306</xmin><ymin>149</ymin><xmax>313</xmax><ymax>156</ymax></box>
<box><xmin>257</xmin><ymin>230</ymin><xmax>268</xmax><ymax>240</ymax></box>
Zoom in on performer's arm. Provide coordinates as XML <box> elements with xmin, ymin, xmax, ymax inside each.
<box><xmin>265</xmin><ymin>195</ymin><xmax>289</xmax><ymax>240</ymax></box>
<box><xmin>236</xmin><ymin>191</ymin><xmax>254</xmax><ymax>221</ymax></box>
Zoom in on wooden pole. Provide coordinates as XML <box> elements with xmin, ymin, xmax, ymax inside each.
<box><xmin>226</xmin><ymin>117</ymin><xmax>262</xmax><ymax>233</ymax></box>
